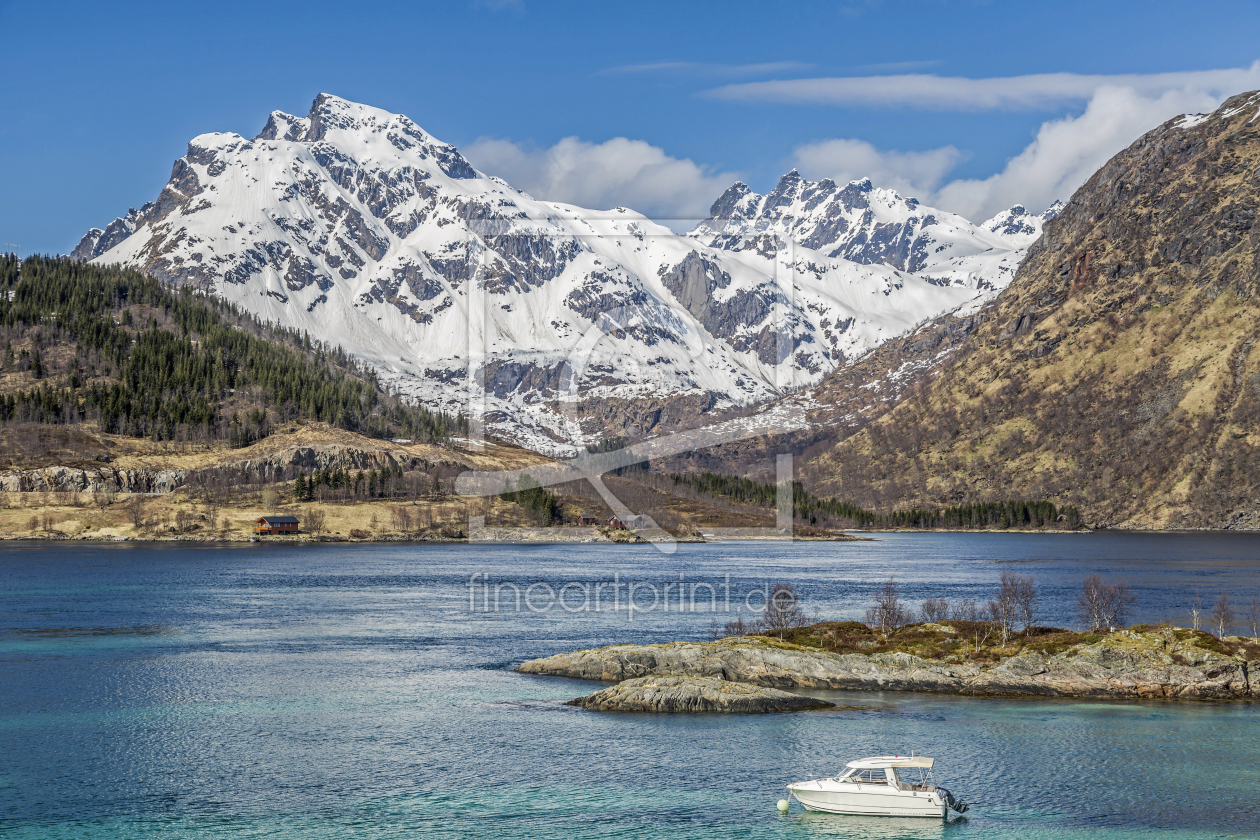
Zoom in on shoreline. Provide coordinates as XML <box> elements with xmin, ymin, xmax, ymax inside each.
<box><xmin>3</xmin><ymin>526</ymin><xmax>1260</xmax><ymax>544</ymax></box>
<box><xmin>2</xmin><ymin>528</ymin><xmax>1260</xmax><ymax>549</ymax></box>
<box><xmin>517</xmin><ymin>630</ymin><xmax>1260</xmax><ymax>703</ymax></box>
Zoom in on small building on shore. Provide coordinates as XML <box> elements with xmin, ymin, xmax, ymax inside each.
<box><xmin>578</xmin><ymin>514</ymin><xmax>598</xmax><ymax>526</ymax></box>
<box><xmin>254</xmin><ymin>516</ymin><xmax>300</xmax><ymax>535</ymax></box>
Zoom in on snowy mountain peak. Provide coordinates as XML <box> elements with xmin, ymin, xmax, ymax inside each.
<box><xmin>256</xmin><ymin>110</ymin><xmax>311</xmax><ymax>142</ymax></box>
<box><xmin>690</xmin><ymin>171</ymin><xmax>1020</xmax><ymax>272</ymax></box>
<box><xmin>980</xmin><ymin>202</ymin><xmax>1062</xmax><ymax>248</ymax></box>
<box><xmin>73</xmin><ymin>94</ymin><xmax>1042</xmax><ymax>454</ymax></box>
<box><xmin>691</xmin><ymin>172</ymin><xmax>1053</xmax><ymax>319</ymax></box>
<box><xmin>708</xmin><ymin>181</ymin><xmax>758</xmax><ymax>220</ymax></box>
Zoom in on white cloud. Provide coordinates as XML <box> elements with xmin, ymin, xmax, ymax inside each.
<box><xmin>933</xmin><ymin>85</ymin><xmax>1225</xmax><ymax>220</ymax></box>
<box><xmin>463</xmin><ymin>136</ymin><xmax>736</xmax><ymax>227</ymax></box>
<box><xmin>708</xmin><ymin>63</ymin><xmax>1260</xmax><ymax>110</ymax></box>
<box><xmin>791</xmin><ymin>138</ymin><xmax>963</xmax><ymax>197</ymax></box>
<box><xmin>789</xmin><ymin>86</ymin><xmax>1230</xmax><ymax>222</ymax></box>
<box><xmin>603</xmin><ymin>61</ymin><xmax>810</xmax><ymax>77</ymax></box>
<box><xmin>466</xmin><ymin>67</ymin><xmax>1248</xmax><ymax>232</ymax></box>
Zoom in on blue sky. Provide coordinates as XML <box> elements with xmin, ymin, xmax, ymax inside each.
<box><xmin>4</xmin><ymin>0</ymin><xmax>1260</xmax><ymax>253</ymax></box>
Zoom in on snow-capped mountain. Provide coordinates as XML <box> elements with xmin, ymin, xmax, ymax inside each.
<box><xmin>690</xmin><ymin>173</ymin><xmax>1060</xmax><ymax>310</ymax></box>
<box><xmin>73</xmin><ymin>94</ymin><xmax>1040</xmax><ymax>454</ymax></box>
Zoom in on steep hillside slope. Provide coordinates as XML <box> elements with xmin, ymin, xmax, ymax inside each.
<box><xmin>802</xmin><ymin>92</ymin><xmax>1260</xmax><ymax>529</ymax></box>
<box><xmin>74</xmin><ymin>94</ymin><xmax>1015</xmax><ymax>455</ymax></box>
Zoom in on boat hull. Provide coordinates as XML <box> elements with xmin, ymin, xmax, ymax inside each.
<box><xmin>788</xmin><ymin>783</ymin><xmax>945</xmax><ymax>818</ymax></box>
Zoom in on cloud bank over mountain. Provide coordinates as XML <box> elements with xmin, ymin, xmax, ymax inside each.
<box><xmin>464</xmin><ymin>136</ymin><xmax>735</xmax><ymax>228</ymax></box>
<box><xmin>464</xmin><ymin>65</ymin><xmax>1260</xmax><ymax>226</ymax></box>
<box><xmin>784</xmin><ymin>70</ymin><xmax>1249</xmax><ymax>220</ymax></box>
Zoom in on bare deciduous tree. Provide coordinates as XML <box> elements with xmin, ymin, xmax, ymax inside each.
<box><xmin>1245</xmin><ymin>597</ymin><xmax>1260</xmax><ymax>640</ymax></box>
<box><xmin>203</xmin><ymin>498</ymin><xmax>220</xmax><ymax>534</ymax></box>
<box><xmin>1189</xmin><ymin>591</ymin><xmax>1204</xmax><ymax>631</ymax></box>
<box><xmin>989</xmin><ymin>576</ymin><xmax>1021</xmax><ymax>646</ymax></box>
<box><xmin>390</xmin><ymin>505</ymin><xmax>413</xmax><ymax>533</ymax></box>
<box><xmin>1076</xmin><ymin>575</ymin><xmax>1137</xmax><ymax>632</ymax></box>
<box><xmin>305</xmin><ymin>508</ymin><xmax>326</xmax><ymax>535</ymax></box>
<box><xmin>96</xmin><ymin>485</ymin><xmax>116</xmax><ymax>510</ymax></box>
<box><xmin>919</xmin><ymin>597</ymin><xmax>950</xmax><ymax>624</ymax></box>
<box><xmin>1210</xmin><ymin>593</ymin><xmax>1235</xmax><ymax>639</ymax></box>
<box><xmin>128</xmin><ymin>494</ymin><xmax>146</xmax><ymax>529</ymax></box>
<box><xmin>174</xmin><ymin>509</ymin><xmax>198</xmax><ymax>533</ymax></box>
<box><xmin>1013</xmin><ymin>574</ymin><xmax>1037</xmax><ymax>634</ymax></box>
<box><xmin>759</xmin><ymin>583</ymin><xmax>811</xmax><ymax>640</ymax></box>
<box><xmin>986</xmin><ymin>597</ymin><xmax>1016</xmax><ymax>645</ymax></box>
<box><xmin>966</xmin><ymin>618</ymin><xmax>994</xmax><ymax>653</ymax></box>
<box><xmin>712</xmin><ymin>613</ymin><xmax>753</xmax><ymax>641</ymax></box>
<box><xmin>950</xmin><ymin>598</ymin><xmax>979</xmax><ymax>622</ymax></box>
<box><xmin>865</xmin><ymin>578</ymin><xmax>913</xmax><ymax>637</ymax></box>
<box><xmin>261</xmin><ymin>487</ymin><xmax>279</xmax><ymax>510</ymax></box>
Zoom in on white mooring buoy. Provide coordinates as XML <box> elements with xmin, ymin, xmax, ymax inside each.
<box><xmin>776</xmin><ymin>799</ymin><xmax>790</xmax><ymax>813</ymax></box>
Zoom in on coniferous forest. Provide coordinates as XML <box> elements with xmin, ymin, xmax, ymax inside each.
<box><xmin>0</xmin><ymin>255</ymin><xmax>465</xmax><ymax>446</ymax></box>
<box><xmin>670</xmin><ymin>470</ymin><xmax>1081</xmax><ymax>530</ymax></box>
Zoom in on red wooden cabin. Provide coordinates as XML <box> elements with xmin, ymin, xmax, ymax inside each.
<box><xmin>254</xmin><ymin>516</ymin><xmax>300</xmax><ymax>535</ymax></box>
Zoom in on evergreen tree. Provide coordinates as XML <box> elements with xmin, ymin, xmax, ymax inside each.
<box><xmin>30</xmin><ymin>346</ymin><xmax>44</xmax><ymax>379</ymax></box>
<box><xmin>294</xmin><ymin>472</ymin><xmax>307</xmax><ymax>504</ymax></box>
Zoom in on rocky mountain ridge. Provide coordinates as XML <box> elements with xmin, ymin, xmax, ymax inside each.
<box><xmin>74</xmin><ymin>94</ymin><xmax>1039</xmax><ymax>455</ymax></box>
<box><xmin>691</xmin><ymin>171</ymin><xmax>1058</xmax><ymax>305</ymax></box>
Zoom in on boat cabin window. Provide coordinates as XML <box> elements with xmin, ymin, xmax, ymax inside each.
<box><xmin>845</xmin><ymin>768</ymin><xmax>890</xmax><ymax>784</ymax></box>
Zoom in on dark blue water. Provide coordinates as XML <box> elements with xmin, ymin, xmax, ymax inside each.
<box><xmin>2</xmin><ymin>533</ymin><xmax>1259</xmax><ymax>839</ymax></box>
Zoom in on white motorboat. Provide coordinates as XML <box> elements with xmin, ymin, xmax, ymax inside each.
<box><xmin>786</xmin><ymin>755</ymin><xmax>969</xmax><ymax>817</ymax></box>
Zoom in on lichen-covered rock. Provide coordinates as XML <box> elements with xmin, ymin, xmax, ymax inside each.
<box><xmin>565</xmin><ymin>676</ymin><xmax>834</xmax><ymax>713</ymax></box>
<box><xmin>519</xmin><ymin>637</ymin><xmax>978</xmax><ymax>692</ymax></box>
<box><xmin>520</xmin><ymin>631</ymin><xmax>1255</xmax><ymax>700</ymax></box>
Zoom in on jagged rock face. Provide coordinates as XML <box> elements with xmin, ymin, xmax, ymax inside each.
<box><xmin>0</xmin><ymin>467</ymin><xmax>187</xmax><ymax>494</ymax></box>
<box><xmin>691</xmin><ymin>171</ymin><xmax>1056</xmax><ymax>303</ymax></box>
<box><xmin>77</xmin><ymin>94</ymin><xmax>1015</xmax><ymax>455</ymax></box>
<box><xmin>802</xmin><ymin>91</ymin><xmax>1260</xmax><ymax>529</ymax></box>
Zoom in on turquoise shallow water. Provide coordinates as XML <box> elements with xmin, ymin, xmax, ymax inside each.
<box><xmin>1</xmin><ymin>533</ymin><xmax>1259</xmax><ymax>839</ymax></box>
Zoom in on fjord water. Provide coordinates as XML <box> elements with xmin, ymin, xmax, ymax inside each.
<box><xmin>2</xmin><ymin>534</ymin><xmax>1259</xmax><ymax>839</ymax></box>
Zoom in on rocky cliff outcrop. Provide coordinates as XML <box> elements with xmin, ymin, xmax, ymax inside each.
<box><xmin>0</xmin><ymin>466</ymin><xmax>186</xmax><ymax>494</ymax></box>
<box><xmin>0</xmin><ymin>439</ymin><xmax>483</xmax><ymax>495</ymax></box>
<box><xmin>565</xmin><ymin>675</ymin><xmax>834</xmax><ymax>713</ymax></box>
<box><xmin>520</xmin><ymin>632</ymin><xmax>1256</xmax><ymax>700</ymax></box>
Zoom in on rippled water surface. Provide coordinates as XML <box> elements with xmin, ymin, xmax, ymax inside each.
<box><xmin>2</xmin><ymin>533</ymin><xmax>1259</xmax><ymax>839</ymax></box>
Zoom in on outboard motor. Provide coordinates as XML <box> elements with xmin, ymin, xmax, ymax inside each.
<box><xmin>936</xmin><ymin>787</ymin><xmax>969</xmax><ymax>813</ymax></box>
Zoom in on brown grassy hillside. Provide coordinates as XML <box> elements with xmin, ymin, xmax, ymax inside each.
<box><xmin>802</xmin><ymin>91</ymin><xmax>1260</xmax><ymax>529</ymax></box>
